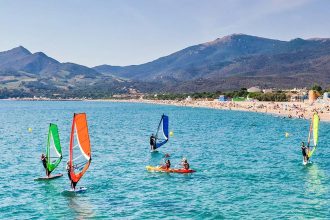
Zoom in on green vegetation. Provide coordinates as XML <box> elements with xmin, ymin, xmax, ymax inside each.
<box><xmin>0</xmin><ymin>88</ymin><xmax>30</xmax><ymax>99</ymax></box>
<box><xmin>146</xmin><ymin>91</ymin><xmax>222</xmax><ymax>100</ymax></box>
<box><xmin>248</xmin><ymin>91</ymin><xmax>288</xmax><ymax>102</ymax></box>
<box><xmin>311</xmin><ymin>83</ymin><xmax>322</xmax><ymax>93</ymax></box>
<box><xmin>146</xmin><ymin>88</ymin><xmax>289</xmax><ymax>102</ymax></box>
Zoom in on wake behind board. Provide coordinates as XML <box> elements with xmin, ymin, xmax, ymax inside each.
<box><xmin>61</xmin><ymin>187</ymin><xmax>87</xmax><ymax>196</ymax></box>
<box><xmin>303</xmin><ymin>160</ymin><xmax>312</xmax><ymax>166</ymax></box>
<box><xmin>34</xmin><ymin>173</ymin><xmax>63</xmax><ymax>181</ymax></box>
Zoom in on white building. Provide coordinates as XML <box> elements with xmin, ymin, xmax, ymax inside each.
<box><xmin>186</xmin><ymin>96</ymin><xmax>192</xmax><ymax>101</ymax></box>
<box><xmin>247</xmin><ymin>86</ymin><xmax>261</xmax><ymax>93</ymax></box>
<box><xmin>263</xmin><ymin>89</ymin><xmax>273</xmax><ymax>93</ymax></box>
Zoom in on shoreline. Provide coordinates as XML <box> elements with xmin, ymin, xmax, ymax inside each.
<box><xmin>92</xmin><ymin>99</ymin><xmax>330</xmax><ymax>122</ymax></box>
<box><xmin>2</xmin><ymin>98</ymin><xmax>329</xmax><ymax>122</ymax></box>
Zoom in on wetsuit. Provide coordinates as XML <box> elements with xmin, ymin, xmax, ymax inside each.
<box><xmin>150</xmin><ymin>136</ymin><xmax>156</xmax><ymax>150</ymax></box>
<box><xmin>41</xmin><ymin>157</ymin><xmax>50</xmax><ymax>176</ymax></box>
<box><xmin>67</xmin><ymin>166</ymin><xmax>71</xmax><ymax>180</ymax></box>
<box><xmin>301</xmin><ymin>146</ymin><xmax>308</xmax><ymax>157</ymax></box>
<box><xmin>72</xmin><ymin>181</ymin><xmax>77</xmax><ymax>189</ymax></box>
<box><xmin>67</xmin><ymin>165</ymin><xmax>77</xmax><ymax>190</ymax></box>
<box><xmin>42</xmin><ymin>157</ymin><xmax>47</xmax><ymax>170</ymax></box>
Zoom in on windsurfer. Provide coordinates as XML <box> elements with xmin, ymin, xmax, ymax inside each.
<box><xmin>150</xmin><ymin>134</ymin><xmax>156</xmax><ymax>150</ymax></box>
<box><xmin>41</xmin><ymin>154</ymin><xmax>50</xmax><ymax>176</ymax></box>
<box><xmin>301</xmin><ymin>142</ymin><xmax>309</xmax><ymax>163</ymax></box>
<box><xmin>66</xmin><ymin>161</ymin><xmax>77</xmax><ymax>190</ymax></box>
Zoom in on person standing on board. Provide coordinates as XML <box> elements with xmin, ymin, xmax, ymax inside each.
<box><xmin>150</xmin><ymin>134</ymin><xmax>156</xmax><ymax>150</ymax></box>
<box><xmin>66</xmin><ymin>161</ymin><xmax>76</xmax><ymax>190</ymax></box>
<box><xmin>41</xmin><ymin>154</ymin><xmax>50</xmax><ymax>177</ymax></box>
<box><xmin>301</xmin><ymin>142</ymin><xmax>309</xmax><ymax>163</ymax></box>
<box><xmin>181</xmin><ymin>158</ymin><xmax>190</xmax><ymax>170</ymax></box>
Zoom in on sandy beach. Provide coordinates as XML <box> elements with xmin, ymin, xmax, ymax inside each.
<box><xmin>99</xmin><ymin>99</ymin><xmax>330</xmax><ymax>122</ymax></box>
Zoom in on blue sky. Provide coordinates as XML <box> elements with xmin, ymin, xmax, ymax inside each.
<box><xmin>0</xmin><ymin>0</ymin><xmax>329</xmax><ymax>66</ymax></box>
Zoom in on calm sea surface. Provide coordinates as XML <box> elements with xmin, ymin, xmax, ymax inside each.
<box><xmin>0</xmin><ymin>100</ymin><xmax>329</xmax><ymax>219</ymax></box>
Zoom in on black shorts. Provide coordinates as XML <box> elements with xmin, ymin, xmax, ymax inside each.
<box><xmin>302</xmin><ymin>149</ymin><xmax>307</xmax><ymax>156</ymax></box>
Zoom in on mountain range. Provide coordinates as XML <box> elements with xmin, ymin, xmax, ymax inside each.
<box><xmin>1</xmin><ymin>34</ymin><xmax>330</xmax><ymax>98</ymax></box>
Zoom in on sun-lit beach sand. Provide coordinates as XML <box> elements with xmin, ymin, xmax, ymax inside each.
<box><xmin>100</xmin><ymin>99</ymin><xmax>330</xmax><ymax>121</ymax></box>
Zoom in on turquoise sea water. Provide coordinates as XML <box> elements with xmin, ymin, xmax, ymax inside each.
<box><xmin>0</xmin><ymin>100</ymin><xmax>329</xmax><ymax>219</ymax></box>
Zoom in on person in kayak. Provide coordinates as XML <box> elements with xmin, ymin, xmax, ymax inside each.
<box><xmin>150</xmin><ymin>134</ymin><xmax>156</xmax><ymax>150</ymax></box>
<box><xmin>181</xmin><ymin>158</ymin><xmax>190</xmax><ymax>170</ymax></box>
<box><xmin>161</xmin><ymin>159</ymin><xmax>171</xmax><ymax>169</ymax></box>
<box><xmin>301</xmin><ymin>142</ymin><xmax>310</xmax><ymax>163</ymax></box>
<box><xmin>41</xmin><ymin>154</ymin><xmax>50</xmax><ymax>177</ymax></box>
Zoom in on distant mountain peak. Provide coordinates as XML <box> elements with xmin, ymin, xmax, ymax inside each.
<box><xmin>202</xmin><ymin>34</ymin><xmax>272</xmax><ymax>46</ymax></box>
<box><xmin>33</xmin><ymin>51</ymin><xmax>48</xmax><ymax>57</ymax></box>
<box><xmin>1</xmin><ymin>45</ymin><xmax>32</xmax><ymax>56</ymax></box>
<box><xmin>32</xmin><ymin>51</ymin><xmax>60</xmax><ymax>64</ymax></box>
<box><xmin>11</xmin><ymin>46</ymin><xmax>31</xmax><ymax>54</ymax></box>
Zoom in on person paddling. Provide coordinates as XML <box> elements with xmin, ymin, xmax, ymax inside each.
<box><xmin>181</xmin><ymin>158</ymin><xmax>190</xmax><ymax>170</ymax></box>
<box><xmin>161</xmin><ymin>159</ymin><xmax>171</xmax><ymax>169</ymax></box>
<box><xmin>150</xmin><ymin>133</ymin><xmax>156</xmax><ymax>150</ymax></box>
<box><xmin>301</xmin><ymin>142</ymin><xmax>309</xmax><ymax>164</ymax></box>
<box><xmin>41</xmin><ymin>154</ymin><xmax>50</xmax><ymax>177</ymax></box>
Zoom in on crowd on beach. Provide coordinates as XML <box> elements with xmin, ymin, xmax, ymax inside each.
<box><xmin>105</xmin><ymin>98</ymin><xmax>330</xmax><ymax>121</ymax></box>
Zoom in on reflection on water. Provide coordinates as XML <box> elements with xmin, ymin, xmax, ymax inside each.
<box><xmin>304</xmin><ymin>163</ymin><xmax>328</xmax><ymax>195</ymax></box>
<box><xmin>67</xmin><ymin>194</ymin><xmax>96</xmax><ymax>219</ymax></box>
<box><xmin>303</xmin><ymin>163</ymin><xmax>329</xmax><ymax>212</ymax></box>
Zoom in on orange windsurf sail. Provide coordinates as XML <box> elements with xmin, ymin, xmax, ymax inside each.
<box><xmin>69</xmin><ymin>113</ymin><xmax>91</xmax><ymax>183</ymax></box>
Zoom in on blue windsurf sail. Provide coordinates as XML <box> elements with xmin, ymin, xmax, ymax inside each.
<box><xmin>155</xmin><ymin>114</ymin><xmax>169</xmax><ymax>149</ymax></box>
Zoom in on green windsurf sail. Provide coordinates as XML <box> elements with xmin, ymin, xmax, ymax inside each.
<box><xmin>46</xmin><ymin>123</ymin><xmax>62</xmax><ymax>172</ymax></box>
<box><xmin>308</xmin><ymin>113</ymin><xmax>319</xmax><ymax>158</ymax></box>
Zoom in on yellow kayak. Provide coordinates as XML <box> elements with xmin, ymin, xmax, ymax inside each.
<box><xmin>146</xmin><ymin>165</ymin><xmax>195</xmax><ymax>173</ymax></box>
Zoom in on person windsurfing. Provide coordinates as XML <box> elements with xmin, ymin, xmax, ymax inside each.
<box><xmin>301</xmin><ymin>142</ymin><xmax>310</xmax><ymax>164</ymax></box>
<box><xmin>41</xmin><ymin>153</ymin><xmax>50</xmax><ymax>177</ymax></box>
<box><xmin>66</xmin><ymin>161</ymin><xmax>77</xmax><ymax>190</ymax></box>
<box><xmin>150</xmin><ymin>133</ymin><xmax>156</xmax><ymax>150</ymax></box>
<box><xmin>181</xmin><ymin>158</ymin><xmax>190</xmax><ymax>170</ymax></box>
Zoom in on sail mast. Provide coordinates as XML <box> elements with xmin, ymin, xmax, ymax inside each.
<box><xmin>307</xmin><ymin>118</ymin><xmax>313</xmax><ymax>147</ymax></box>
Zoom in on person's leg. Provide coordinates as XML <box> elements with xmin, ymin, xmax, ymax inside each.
<box><xmin>72</xmin><ymin>182</ymin><xmax>77</xmax><ymax>190</ymax></box>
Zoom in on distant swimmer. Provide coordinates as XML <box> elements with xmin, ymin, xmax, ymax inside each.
<box><xmin>41</xmin><ymin>153</ymin><xmax>50</xmax><ymax>177</ymax></box>
<box><xmin>161</xmin><ymin>159</ymin><xmax>171</xmax><ymax>169</ymax></box>
<box><xmin>301</xmin><ymin>142</ymin><xmax>310</xmax><ymax>164</ymax></box>
<box><xmin>181</xmin><ymin>158</ymin><xmax>190</xmax><ymax>170</ymax></box>
<box><xmin>150</xmin><ymin>133</ymin><xmax>156</xmax><ymax>150</ymax></box>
